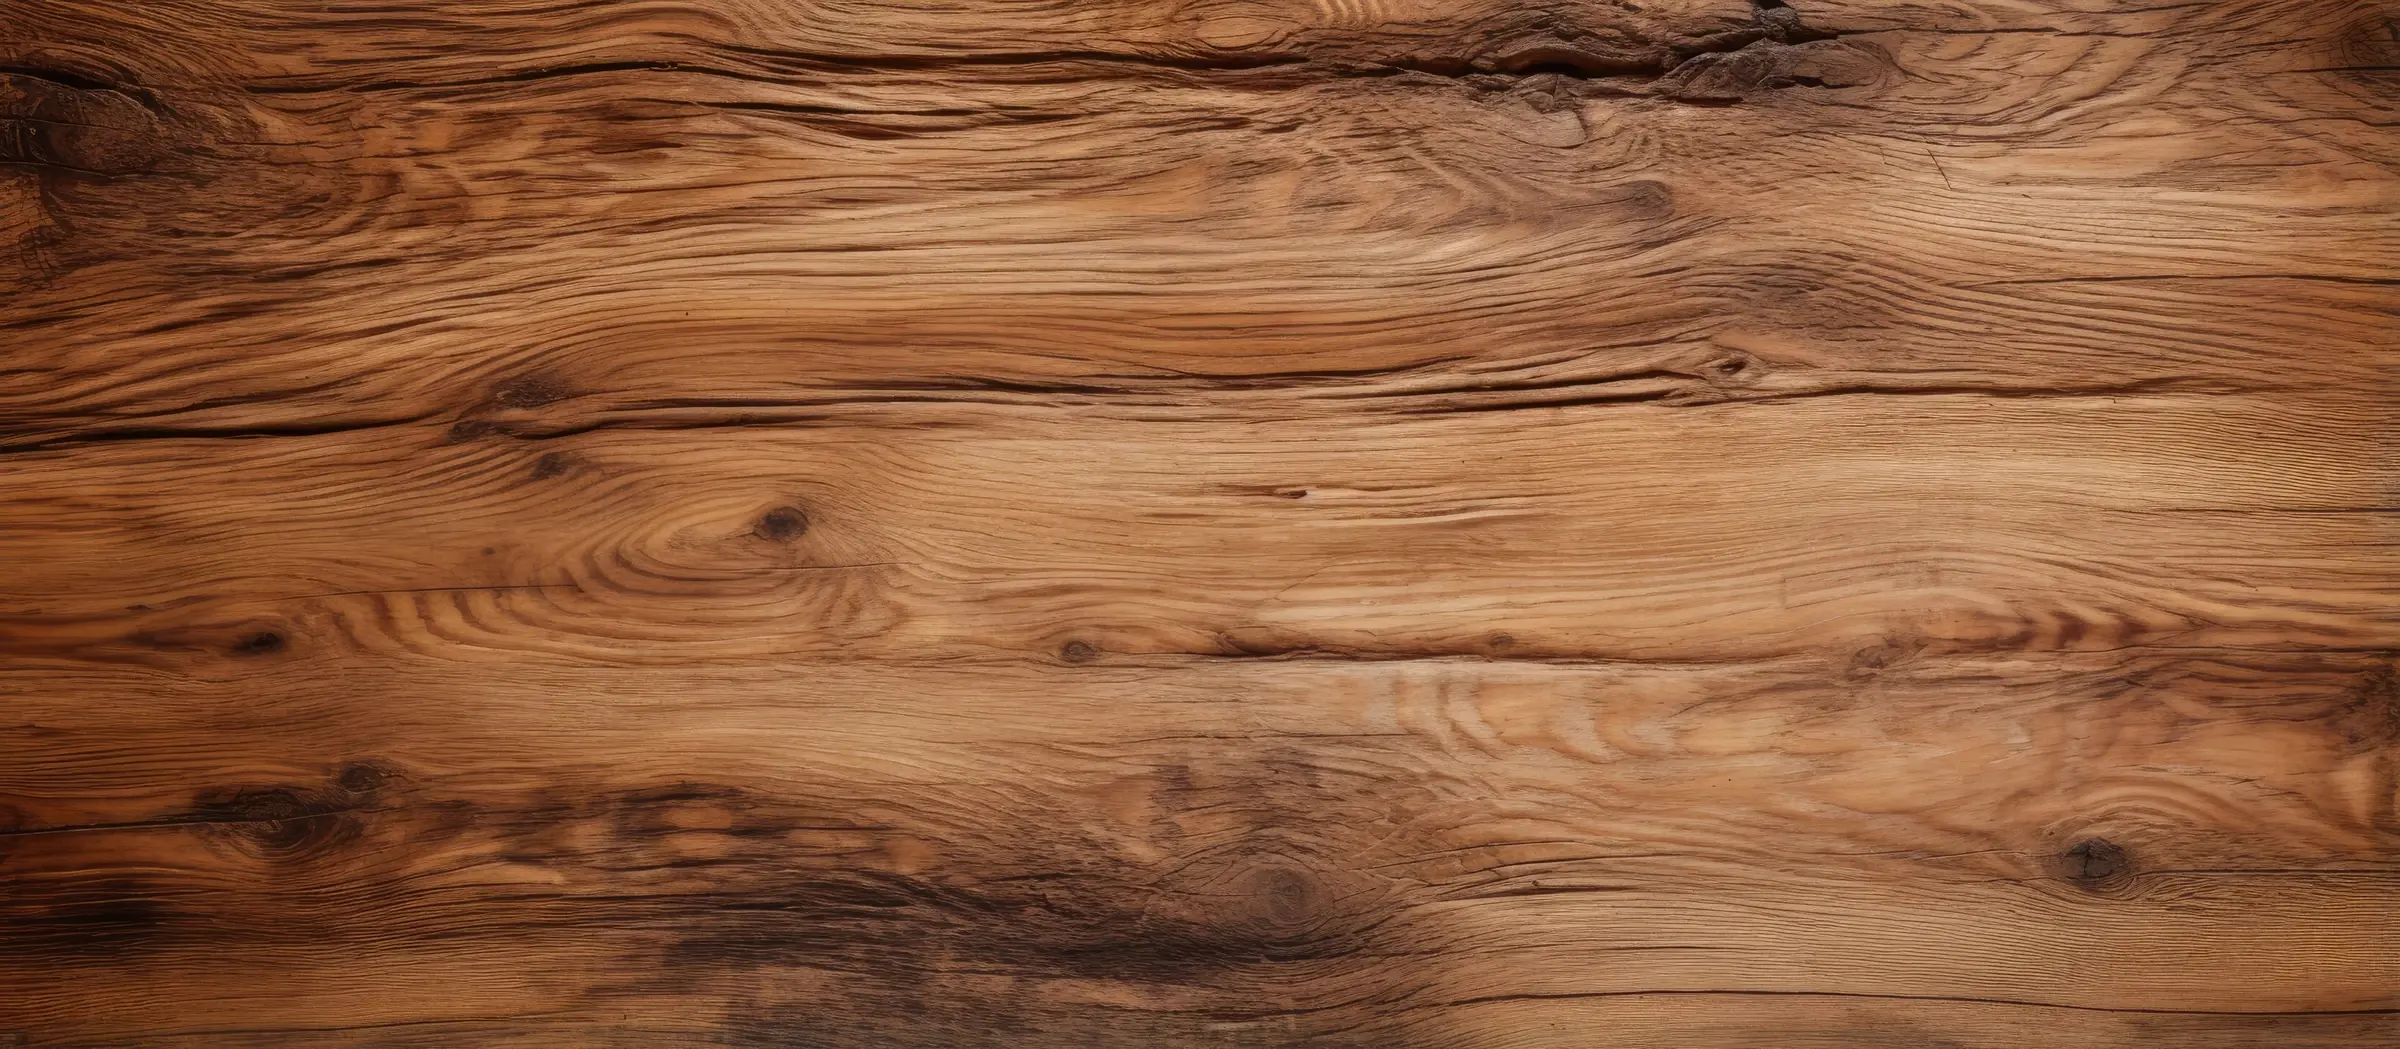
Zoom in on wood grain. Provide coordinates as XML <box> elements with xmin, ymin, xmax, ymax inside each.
<box><xmin>3</xmin><ymin>0</ymin><xmax>2396</xmax><ymax>1045</ymax></box>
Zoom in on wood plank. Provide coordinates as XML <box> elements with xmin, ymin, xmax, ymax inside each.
<box><xmin>3</xmin><ymin>653</ymin><xmax>2396</xmax><ymax>1041</ymax></box>
<box><xmin>2</xmin><ymin>395</ymin><xmax>2393</xmax><ymax>667</ymax></box>
<box><xmin>5</xmin><ymin>0</ymin><xmax>2392</xmax><ymax>443</ymax></box>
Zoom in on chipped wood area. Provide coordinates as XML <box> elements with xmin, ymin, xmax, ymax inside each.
<box><xmin>2</xmin><ymin>0</ymin><xmax>2397</xmax><ymax>1045</ymax></box>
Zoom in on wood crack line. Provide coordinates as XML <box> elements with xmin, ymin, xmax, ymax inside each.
<box><xmin>0</xmin><ymin>805</ymin><xmax>380</xmax><ymax>839</ymax></box>
<box><xmin>0</xmin><ymin>64</ymin><xmax>163</xmax><ymax>112</ymax></box>
<box><xmin>0</xmin><ymin>411</ymin><xmax>442</xmax><ymax>456</ymax></box>
<box><xmin>0</xmin><ymin>375</ymin><xmax>2263</xmax><ymax>453</ymax></box>
<box><xmin>82</xmin><ymin>1016</ymin><xmax>579</xmax><ymax>1039</ymax></box>
<box><xmin>228</xmin><ymin>10</ymin><xmax>1840</xmax><ymax>95</ymax></box>
<box><xmin>1970</xmin><ymin>274</ymin><xmax>2400</xmax><ymax>287</ymax></box>
<box><xmin>1251</xmin><ymin>988</ymin><xmax>2400</xmax><ymax>1019</ymax></box>
<box><xmin>279</xmin><ymin>568</ymin><xmax>893</xmax><ymax>602</ymax></box>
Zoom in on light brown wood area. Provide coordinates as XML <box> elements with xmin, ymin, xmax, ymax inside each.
<box><xmin>4</xmin><ymin>0</ymin><xmax>2397</xmax><ymax>1044</ymax></box>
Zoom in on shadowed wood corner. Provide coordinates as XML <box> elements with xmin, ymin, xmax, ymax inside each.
<box><xmin>2</xmin><ymin>0</ymin><xmax>2396</xmax><ymax>1045</ymax></box>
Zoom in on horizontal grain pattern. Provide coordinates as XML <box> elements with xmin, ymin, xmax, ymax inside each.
<box><xmin>0</xmin><ymin>0</ymin><xmax>2111</xmax><ymax>89</ymax></box>
<box><xmin>1</xmin><ymin>397</ymin><xmax>2392</xmax><ymax>669</ymax></box>
<box><xmin>6</xmin><ymin>850</ymin><xmax>2389</xmax><ymax>1025</ymax></box>
<box><xmin>8</xmin><ymin>0</ymin><xmax>2370</xmax><ymax>86</ymax></box>
<box><xmin>1411</xmin><ymin>995</ymin><xmax>2400</xmax><ymax>1049</ymax></box>
<box><xmin>6</xmin><ymin>0</ymin><xmax>2395</xmax><ymax>1043</ymax></box>
<box><xmin>2</xmin><ymin>652</ymin><xmax>2394</xmax><ymax>1033</ymax></box>
<box><xmin>6</xmin><ymin>1</ymin><xmax>2392</xmax><ymax>439</ymax></box>
<box><xmin>12</xmin><ymin>1001</ymin><xmax>2400</xmax><ymax>1049</ymax></box>
<box><xmin>5</xmin><ymin>650</ymin><xmax>2393</xmax><ymax>876</ymax></box>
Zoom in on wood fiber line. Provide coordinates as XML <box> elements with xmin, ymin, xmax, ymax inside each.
<box><xmin>3</xmin><ymin>0</ymin><xmax>2397</xmax><ymax>1045</ymax></box>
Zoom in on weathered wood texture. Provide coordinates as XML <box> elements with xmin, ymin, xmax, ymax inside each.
<box><xmin>3</xmin><ymin>0</ymin><xmax>2396</xmax><ymax>1045</ymax></box>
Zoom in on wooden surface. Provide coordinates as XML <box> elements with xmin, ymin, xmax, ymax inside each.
<box><xmin>4</xmin><ymin>0</ymin><xmax>2397</xmax><ymax>1044</ymax></box>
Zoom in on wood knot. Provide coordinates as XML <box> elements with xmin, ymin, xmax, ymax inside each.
<box><xmin>2056</xmin><ymin>837</ymin><xmax>2131</xmax><ymax>889</ymax></box>
<box><xmin>1481</xmin><ymin>40</ymin><xmax>1658</xmax><ymax>78</ymax></box>
<box><xmin>1060</xmin><ymin>639</ymin><xmax>1099</xmax><ymax>664</ymax></box>
<box><xmin>445</xmin><ymin>419</ymin><xmax>502</xmax><ymax>442</ymax></box>
<box><xmin>491</xmin><ymin>373</ymin><xmax>571</xmax><ymax>409</ymax></box>
<box><xmin>528</xmin><ymin>451</ymin><xmax>577</xmax><ymax>481</ymax></box>
<box><xmin>0</xmin><ymin>67</ymin><xmax>172</xmax><ymax>180</ymax></box>
<box><xmin>1619</xmin><ymin>179</ymin><xmax>1675</xmax><ymax>222</ymax></box>
<box><xmin>231</xmin><ymin>630</ymin><xmax>286</xmax><ymax>657</ymax></box>
<box><xmin>1703</xmin><ymin>349</ymin><xmax>1764</xmax><ymax>387</ymax></box>
<box><xmin>2334</xmin><ymin>12</ymin><xmax>2400</xmax><ymax>79</ymax></box>
<box><xmin>2335</xmin><ymin>660</ymin><xmax>2400</xmax><ymax>750</ymax></box>
<box><xmin>1845</xmin><ymin>634</ymin><xmax>1923</xmax><ymax>678</ymax></box>
<box><xmin>335</xmin><ymin>762</ymin><xmax>388</xmax><ymax>795</ymax></box>
<box><xmin>1656</xmin><ymin>40</ymin><xmax>1887</xmax><ymax>103</ymax></box>
<box><xmin>1180</xmin><ymin>859</ymin><xmax>1386</xmax><ymax>965</ymax></box>
<box><xmin>753</xmin><ymin>505</ymin><xmax>810</xmax><ymax>542</ymax></box>
<box><xmin>1249</xmin><ymin>865</ymin><xmax>1326</xmax><ymax>929</ymax></box>
<box><xmin>1752</xmin><ymin>0</ymin><xmax>1837</xmax><ymax>44</ymax></box>
<box><xmin>190</xmin><ymin>786</ymin><xmax>361</xmax><ymax>858</ymax></box>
